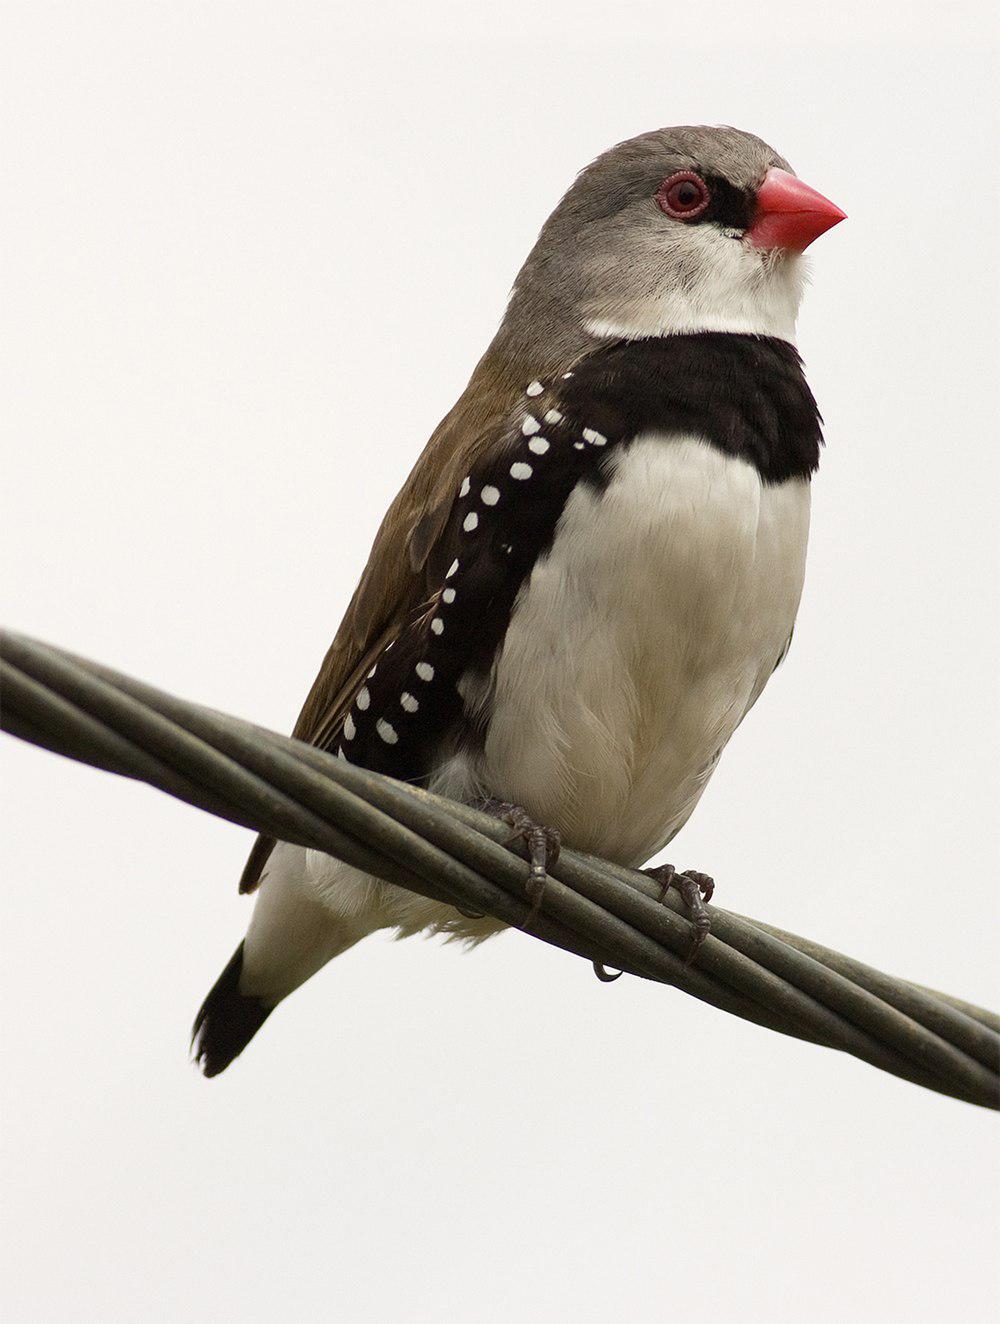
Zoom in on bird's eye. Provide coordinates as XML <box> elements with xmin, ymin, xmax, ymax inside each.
<box><xmin>656</xmin><ymin>171</ymin><xmax>711</xmax><ymax>220</ymax></box>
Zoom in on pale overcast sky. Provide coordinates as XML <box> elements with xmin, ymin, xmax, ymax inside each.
<box><xmin>2</xmin><ymin>3</ymin><xmax>997</xmax><ymax>1321</ymax></box>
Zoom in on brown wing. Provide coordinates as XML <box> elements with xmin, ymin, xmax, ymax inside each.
<box><xmin>238</xmin><ymin>347</ymin><xmax>529</xmax><ymax>893</ymax></box>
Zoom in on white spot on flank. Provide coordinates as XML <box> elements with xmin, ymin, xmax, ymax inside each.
<box><xmin>526</xmin><ymin>381</ymin><xmax>544</xmax><ymax>397</ymax></box>
<box><xmin>459</xmin><ymin>477</ymin><xmax>471</xmax><ymax>498</ymax></box>
<box><xmin>376</xmin><ymin>718</ymin><xmax>398</xmax><ymax>744</ymax></box>
<box><xmin>415</xmin><ymin>661</ymin><xmax>434</xmax><ymax>682</ymax></box>
<box><xmin>442</xmin><ymin>586</ymin><xmax>456</xmax><ymax>603</ymax></box>
<box><xmin>544</xmin><ymin>409</ymin><xmax>562</xmax><ymax>424</ymax></box>
<box><xmin>562</xmin><ymin>371</ymin><xmax>574</xmax><ymax>379</ymax></box>
<box><xmin>367</xmin><ymin>665</ymin><xmax>377</xmax><ymax>678</ymax></box>
<box><xmin>573</xmin><ymin>442</ymin><xmax>585</xmax><ymax>449</ymax></box>
<box><xmin>522</xmin><ymin>415</ymin><xmax>541</xmax><ymax>436</ymax></box>
<box><xmin>446</xmin><ymin>559</ymin><xmax>459</xmax><ymax>578</ymax></box>
<box><xmin>528</xmin><ymin>437</ymin><xmax>550</xmax><ymax>455</ymax></box>
<box><xmin>510</xmin><ymin>462</ymin><xmax>533</xmax><ymax>480</ymax></box>
<box><xmin>431</xmin><ymin>616</ymin><xmax>444</xmax><ymax>635</ymax></box>
<box><xmin>400</xmin><ymin>692</ymin><xmax>419</xmax><ymax>713</ymax></box>
<box><xmin>463</xmin><ymin>512</ymin><xmax>479</xmax><ymax>533</ymax></box>
<box><xmin>337</xmin><ymin>746</ymin><xmax>346</xmax><ymax>761</ymax></box>
<box><xmin>343</xmin><ymin>713</ymin><xmax>356</xmax><ymax>740</ymax></box>
<box><xmin>583</xmin><ymin>428</ymin><xmax>607</xmax><ymax>446</ymax></box>
<box><xmin>481</xmin><ymin>485</ymin><xmax>500</xmax><ymax>506</ymax></box>
<box><xmin>356</xmin><ymin>686</ymin><xmax>370</xmax><ymax>710</ymax></box>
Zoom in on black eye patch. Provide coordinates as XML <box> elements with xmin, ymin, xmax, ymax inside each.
<box><xmin>692</xmin><ymin>172</ymin><xmax>756</xmax><ymax>232</ymax></box>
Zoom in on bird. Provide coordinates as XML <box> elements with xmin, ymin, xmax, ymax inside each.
<box><xmin>192</xmin><ymin>124</ymin><xmax>845</xmax><ymax>1077</ymax></box>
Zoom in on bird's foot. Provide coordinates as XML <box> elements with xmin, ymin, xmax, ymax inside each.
<box><xmin>643</xmin><ymin>863</ymin><xmax>715</xmax><ymax>962</ymax></box>
<box><xmin>479</xmin><ymin>799</ymin><xmax>561</xmax><ymax>929</ymax></box>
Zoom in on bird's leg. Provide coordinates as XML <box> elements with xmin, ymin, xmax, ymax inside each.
<box><xmin>643</xmin><ymin>863</ymin><xmax>715</xmax><ymax>962</ymax></box>
<box><xmin>479</xmin><ymin>799</ymin><xmax>561</xmax><ymax>929</ymax></box>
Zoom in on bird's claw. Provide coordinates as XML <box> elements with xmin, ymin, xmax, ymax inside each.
<box><xmin>480</xmin><ymin>799</ymin><xmax>561</xmax><ymax>930</ymax></box>
<box><xmin>643</xmin><ymin>863</ymin><xmax>715</xmax><ymax>962</ymax></box>
<box><xmin>593</xmin><ymin>961</ymin><xmax>624</xmax><ymax>982</ymax></box>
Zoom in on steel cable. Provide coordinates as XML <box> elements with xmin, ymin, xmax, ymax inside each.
<box><xmin>1</xmin><ymin>628</ymin><xmax>996</xmax><ymax>1110</ymax></box>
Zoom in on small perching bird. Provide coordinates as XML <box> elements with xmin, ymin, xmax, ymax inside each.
<box><xmin>193</xmin><ymin>124</ymin><xmax>845</xmax><ymax>1076</ymax></box>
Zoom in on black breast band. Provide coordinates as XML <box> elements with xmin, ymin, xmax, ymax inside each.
<box><xmin>333</xmin><ymin>333</ymin><xmax>822</xmax><ymax>782</ymax></box>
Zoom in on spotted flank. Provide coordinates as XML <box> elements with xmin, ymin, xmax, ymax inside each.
<box><xmin>325</xmin><ymin>332</ymin><xmax>821</xmax><ymax>789</ymax></box>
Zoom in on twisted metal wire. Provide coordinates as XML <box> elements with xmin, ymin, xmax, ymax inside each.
<box><xmin>1</xmin><ymin>628</ymin><xmax>997</xmax><ymax>1110</ymax></box>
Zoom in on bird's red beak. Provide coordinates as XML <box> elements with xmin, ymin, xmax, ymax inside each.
<box><xmin>746</xmin><ymin>168</ymin><xmax>846</xmax><ymax>252</ymax></box>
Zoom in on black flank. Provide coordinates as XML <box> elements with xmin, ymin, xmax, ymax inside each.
<box><xmin>331</xmin><ymin>332</ymin><xmax>822</xmax><ymax>786</ymax></box>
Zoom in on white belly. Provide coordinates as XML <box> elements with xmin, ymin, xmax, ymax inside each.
<box><xmin>474</xmin><ymin>434</ymin><xmax>811</xmax><ymax>866</ymax></box>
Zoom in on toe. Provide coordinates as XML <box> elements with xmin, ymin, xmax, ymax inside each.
<box><xmin>685</xmin><ymin>917</ymin><xmax>711</xmax><ymax>964</ymax></box>
<box><xmin>543</xmin><ymin>826</ymin><xmax>561</xmax><ymax>867</ymax></box>
<box><xmin>683</xmin><ymin>869</ymin><xmax>715</xmax><ymax>903</ymax></box>
<box><xmin>644</xmin><ymin>862</ymin><xmax>677</xmax><ymax>901</ymax></box>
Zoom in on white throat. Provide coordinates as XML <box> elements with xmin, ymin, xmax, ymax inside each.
<box><xmin>584</xmin><ymin>247</ymin><xmax>806</xmax><ymax>345</ymax></box>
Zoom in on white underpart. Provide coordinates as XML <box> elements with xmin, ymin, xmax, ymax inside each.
<box><xmin>240</xmin><ymin>433</ymin><xmax>811</xmax><ymax>1002</ymax></box>
<box><xmin>240</xmin><ymin>737</ymin><xmax>497</xmax><ymax>1002</ymax></box>
<box><xmin>475</xmin><ymin>435</ymin><xmax>810</xmax><ymax>863</ymax></box>
<box><xmin>241</xmin><ymin>843</ymin><xmax>377</xmax><ymax>1004</ymax></box>
<box><xmin>585</xmin><ymin>241</ymin><xmax>806</xmax><ymax>344</ymax></box>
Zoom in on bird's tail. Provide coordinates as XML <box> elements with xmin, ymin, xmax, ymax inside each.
<box><xmin>191</xmin><ymin>942</ymin><xmax>271</xmax><ymax>1078</ymax></box>
<box><xmin>192</xmin><ymin>843</ymin><xmax>380</xmax><ymax>1077</ymax></box>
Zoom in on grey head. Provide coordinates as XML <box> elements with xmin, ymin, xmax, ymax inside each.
<box><xmin>497</xmin><ymin>126</ymin><xmax>813</xmax><ymax>367</ymax></box>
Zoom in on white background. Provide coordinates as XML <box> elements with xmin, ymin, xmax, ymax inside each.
<box><xmin>2</xmin><ymin>3</ymin><xmax>997</xmax><ymax>1320</ymax></box>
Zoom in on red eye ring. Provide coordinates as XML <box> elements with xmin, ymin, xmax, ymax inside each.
<box><xmin>656</xmin><ymin>170</ymin><xmax>711</xmax><ymax>220</ymax></box>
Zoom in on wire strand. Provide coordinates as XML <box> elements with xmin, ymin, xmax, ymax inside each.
<box><xmin>1</xmin><ymin>628</ymin><xmax>996</xmax><ymax>1110</ymax></box>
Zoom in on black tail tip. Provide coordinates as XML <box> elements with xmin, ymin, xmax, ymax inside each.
<box><xmin>191</xmin><ymin>942</ymin><xmax>271</xmax><ymax>1078</ymax></box>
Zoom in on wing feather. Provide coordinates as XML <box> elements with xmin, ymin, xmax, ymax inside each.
<box><xmin>239</xmin><ymin>350</ymin><xmax>529</xmax><ymax>892</ymax></box>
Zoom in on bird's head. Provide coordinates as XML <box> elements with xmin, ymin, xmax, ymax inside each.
<box><xmin>505</xmin><ymin>125</ymin><xmax>845</xmax><ymax>354</ymax></box>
